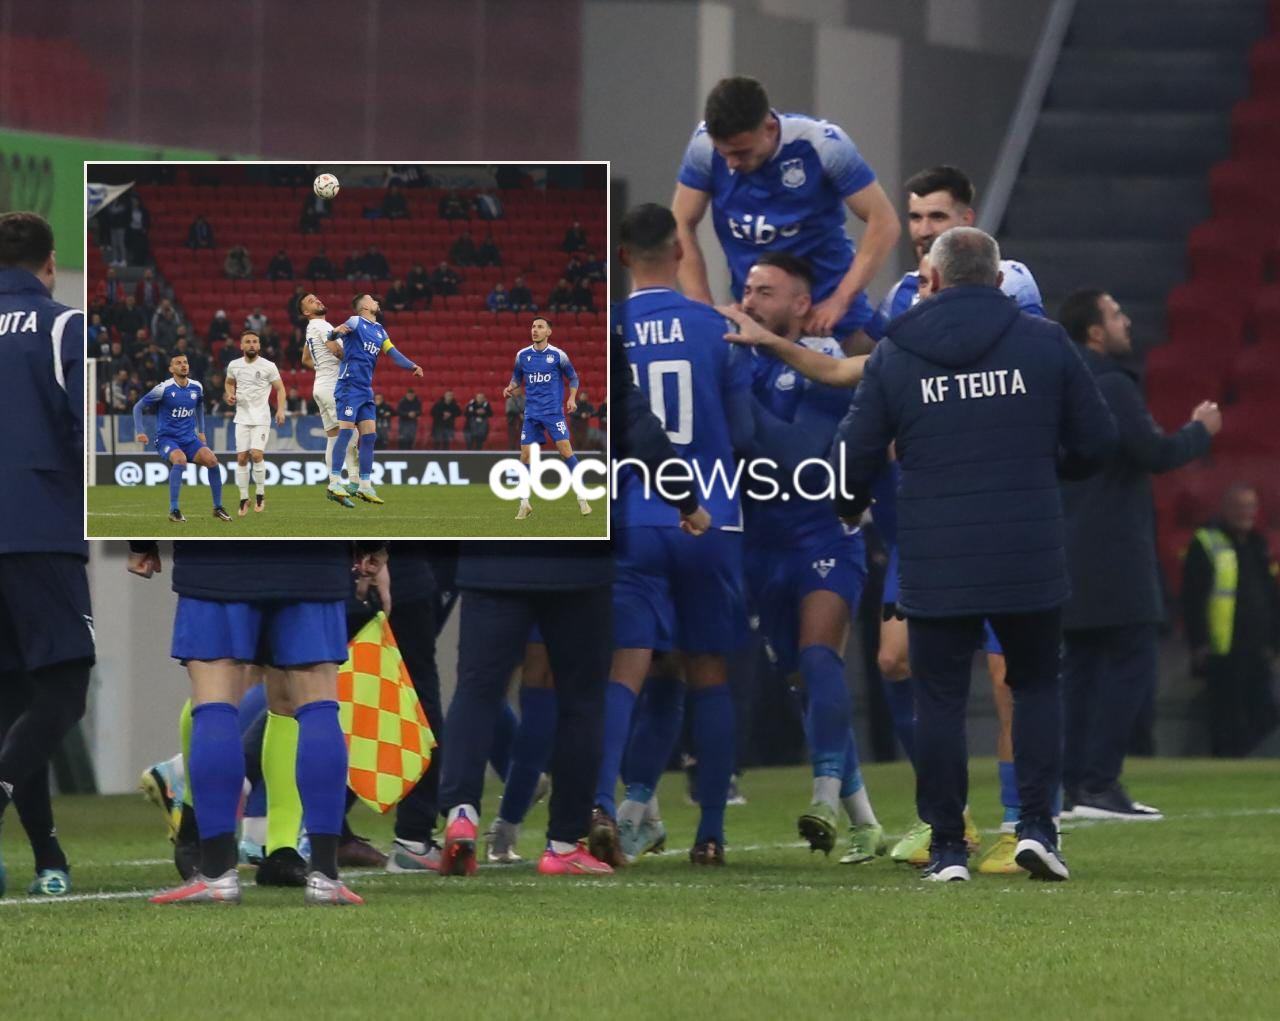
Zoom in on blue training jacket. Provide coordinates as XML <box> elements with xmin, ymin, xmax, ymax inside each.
<box><xmin>0</xmin><ymin>269</ymin><xmax>85</xmax><ymax>557</ymax></box>
<box><xmin>831</xmin><ymin>285</ymin><xmax>1117</xmax><ymax>617</ymax></box>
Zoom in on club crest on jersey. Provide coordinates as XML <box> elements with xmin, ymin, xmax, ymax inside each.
<box><xmin>190</xmin><ymin>392</ymin><xmax>197</xmax><ymax>399</ymax></box>
<box><xmin>775</xmin><ymin>370</ymin><xmax>796</xmax><ymax>391</ymax></box>
<box><xmin>813</xmin><ymin>558</ymin><xmax>835</xmax><ymax>579</ymax></box>
<box><xmin>545</xmin><ymin>354</ymin><xmax>555</xmax><ymax>364</ymax></box>
<box><xmin>780</xmin><ymin>158</ymin><xmax>806</xmax><ymax>189</ymax></box>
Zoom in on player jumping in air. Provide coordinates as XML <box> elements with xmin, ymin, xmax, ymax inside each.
<box><xmin>327</xmin><ymin>293</ymin><xmax>423</xmax><ymax>506</ymax></box>
<box><xmin>300</xmin><ymin>293</ymin><xmax>361</xmax><ymax>507</ymax></box>
<box><xmin>133</xmin><ymin>353</ymin><xmax>232</xmax><ymax>523</ymax></box>
<box><xmin>225</xmin><ymin>330</ymin><xmax>286</xmax><ymax>516</ymax></box>
<box><xmin>502</xmin><ymin>316</ymin><xmax>592</xmax><ymax>520</ymax></box>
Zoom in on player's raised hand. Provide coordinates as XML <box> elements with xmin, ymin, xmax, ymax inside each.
<box><xmin>805</xmin><ymin>292</ymin><xmax>851</xmax><ymax>337</ymax></box>
<box><xmin>412</xmin><ymin>365</ymin><xmax>424</xmax><ymax>377</ymax></box>
<box><xmin>716</xmin><ymin>304</ymin><xmax>779</xmax><ymax>349</ymax></box>
<box><xmin>679</xmin><ymin>505</ymin><xmax>712</xmax><ymax>536</ymax></box>
<box><xmin>135</xmin><ymin>432</ymin><xmax>148</xmax><ymax>445</ymax></box>
<box><xmin>127</xmin><ymin>550</ymin><xmax>163</xmax><ymax>578</ymax></box>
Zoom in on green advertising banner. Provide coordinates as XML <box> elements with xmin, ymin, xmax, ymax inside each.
<box><xmin>0</xmin><ymin>129</ymin><xmax>219</xmax><ymax>269</ymax></box>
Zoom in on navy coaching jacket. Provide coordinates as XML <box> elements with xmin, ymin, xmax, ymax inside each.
<box><xmin>0</xmin><ymin>269</ymin><xmax>85</xmax><ymax>557</ymax></box>
<box><xmin>831</xmin><ymin>285</ymin><xmax>1117</xmax><ymax>617</ymax></box>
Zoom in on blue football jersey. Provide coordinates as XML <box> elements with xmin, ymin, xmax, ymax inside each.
<box><xmin>337</xmin><ymin>315</ymin><xmax>393</xmax><ymax>391</ymax></box>
<box><xmin>745</xmin><ymin>337</ymin><xmax>857</xmax><ymax>549</ymax></box>
<box><xmin>677</xmin><ymin>110</ymin><xmax>877</xmax><ymax>304</ymax></box>
<box><xmin>612</xmin><ymin>287</ymin><xmax>754</xmax><ymax>531</ymax></box>
<box><xmin>866</xmin><ymin>259</ymin><xmax>1045</xmax><ymax>341</ymax></box>
<box><xmin>136</xmin><ymin>377</ymin><xmax>204</xmax><ymax>441</ymax></box>
<box><xmin>511</xmin><ymin>343</ymin><xmax>577</xmax><ymax>420</ymax></box>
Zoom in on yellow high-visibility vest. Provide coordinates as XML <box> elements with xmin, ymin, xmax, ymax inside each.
<box><xmin>1194</xmin><ymin>527</ymin><xmax>1238</xmax><ymax>656</ymax></box>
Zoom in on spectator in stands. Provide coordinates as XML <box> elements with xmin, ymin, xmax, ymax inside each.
<box><xmin>384</xmin><ymin>279</ymin><xmax>412</xmax><ymax>313</ymax></box>
<box><xmin>284</xmin><ymin>325</ymin><xmax>305</xmax><ymax>369</ymax></box>
<box><xmin>382</xmin><ymin>184</ymin><xmax>410</xmax><ymax>220</ymax></box>
<box><xmin>187</xmin><ymin>214</ymin><xmax>215</xmax><ymax>250</ymax></box>
<box><xmin>127</xmin><ymin>326</ymin><xmax>150</xmax><ymax>362</ymax></box>
<box><xmin>431</xmin><ymin>389</ymin><xmax>462</xmax><ymax>450</ymax></box>
<box><xmin>505</xmin><ymin>389</ymin><xmax>524</xmax><ymax>449</ymax></box>
<box><xmin>361</xmin><ymin>245</ymin><xmax>391</xmax><ymax>281</ymax></box>
<box><xmin>564</xmin><ymin>254</ymin><xmax>584</xmax><ymax>283</ymax></box>
<box><xmin>171</xmin><ymin>336</ymin><xmax>192</xmax><ymax>369</ymax></box>
<box><xmin>97</xmin><ymin>266</ymin><xmax>124</xmax><ymax>305</ymax></box>
<box><xmin>260</xmin><ymin>327</ymin><xmax>282</xmax><ymax>364</ymax></box>
<box><xmin>344</xmin><ymin>248</ymin><xmax>365</xmax><ymax>281</ymax></box>
<box><xmin>116</xmin><ymin>295</ymin><xmax>146</xmax><ymax>341</ymax></box>
<box><xmin>450</xmin><ymin>230</ymin><xmax>478</xmax><ymax>267</ymax></box>
<box><xmin>135</xmin><ymin>268</ymin><xmax>163</xmax><ymax>318</ymax></box>
<box><xmin>592</xmin><ymin>399</ymin><xmax>606</xmax><ymax>450</ymax></box>
<box><xmin>246</xmin><ymin>306</ymin><xmax>270</xmax><ymax>336</ymax></box>
<box><xmin>224</xmin><ymin>244</ymin><xmax>253</xmax><ymax>280</ymax></box>
<box><xmin>206</xmin><ymin>371</ymin><xmax>228</xmax><ymax>415</ymax></box>
<box><xmin>547</xmin><ymin>277</ymin><xmax>573</xmax><ymax>313</ymax></box>
<box><xmin>487</xmin><ymin>282</ymin><xmax>510</xmax><ymax>313</ymax></box>
<box><xmin>433</xmin><ymin>261</ymin><xmax>460</xmax><ymax>297</ymax></box>
<box><xmin>218</xmin><ymin>342</ymin><xmax>239</xmax><ymax>371</ymax></box>
<box><xmin>306</xmin><ymin>246</ymin><xmax>335</xmax><ymax>281</ymax></box>
<box><xmin>302</xmin><ymin>191</ymin><xmax>332</xmax><ymax>223</ymax></box>
<box><xmin>1058</xmin><ymin>288</ymin><xmax>1221</xmax><ymax>820</ymax></box>
<box><xmin>184</xmin><ymin>334</ymin><xmax>209</xmax><ymax>382</ymax></box>
<box><xmin>1183</xmin><ymin>484</ymin><xmax>1280</xmax><ymax>757</ymax></box>
<box><xmin>266</xmin><ymin>248</ymin><xmax>295</xmax><ymax>281</ymax></box>
<box><xmin>126</xmin><ymin>193</ymin><xmax>151</xmax><ymax>264</ymax></box>
<box><xmin>109</xmin><ymin>369</ymin><xmax>130</xmax><ymax>412</ymax></box>
<box><xmin>407</xmin><ymin>262</ymin><xmax>433</xmax><ymax>308</ymax></box>
<box><xmin>570</xmin><ymin>278</ymin><xmax>595</xmax><ymax>312</ymax></box>
<box><xmin>138</xmin><ymin>340</ymin><xmax>167</xmax><ymax>382</ymax></box>
<box><xmin>439</xmin><ymin>190</ymin><xmax>468</xmax><ymax>221</ymax></box>
<box><xmin>300</xmin><ymin>202</ymin><xmax>321</xmax><ymax>235</ymax></box>
<box><xmin>286</xmin><ymin>283</ymin><xmax>308</xmax><ymax>326</ymax></box>
<box><xmin>465</xmin><ymin>392</ymin><xmax>493</xmax><ymax>450</ymax></box>
<box><xmin>107</xmin><ymin>197</ymin><xmax>129</xmax><ymax>266</ymax></box>
<box><xmin>569</xmin><ymin>389</ymin><xmax>594</xmax><ymax>450</ymax></box>
<box><xmin>207</xmin><ymin>309</ymin><xmax>232</xmax><ymax>346</ymax></box>
<box><xmin>126</xmin><ymin>372</ymin><xmax>146</xmax><ymax>408</ymax></box>
<box><xmin>107</xmin><ymin>342</ymin><xmax>130</xmax><ymax>381</ymax></box>
<box><xmin>152</xmin><ymin>303</ymin><xmax>181</xmax><ymax>350</ymax></box>
<box><xmin>286</xmin><ymin>386</ymin><xmax>307</xmax><ymax>415</ymax></box>
<box><xmin>374</xmin><ymin>393</ymin><xmax>394</xmax><ymax>449</ymax></box>
<box><xmin>561</xmin><ymin>220</ymin><xmax>587</xmax><ymax>253</ymax></box>
<box><xmin>88</xmin><ymin>313</ymin><xmax>108</xmax><ymax>352</ymax></box>
<box><xmin>397</xmin><ymin>388</ymin><xmax>423</xmax><ymax>450</ymax></box>
<box><xmin>476</xmin><ymin>234</ymin><xmax>501</xmax><ymax>267</ymax></box>
<box><xmin>580</xmin><ymin>250</ymin><xmax>606</xmax><ymax>284</ymax></box>
<box><xmin>508</xmin><ymin>274</ymin><xmax>535</xmax><ymax>311</ymax></box>
<box><xmin>90</xmin><ymin>295</ymin><xmax>115</xmax><ymax>331</ymax></box>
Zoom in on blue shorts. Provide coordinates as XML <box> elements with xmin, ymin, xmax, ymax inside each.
<box><xmin>335</xmin><ymin>386</ymin><xmax>376</xmax><ymax>425</ymax></box>
<box><xmin>521</xmin><ymin>414</ymin><xmax>569</xmax><ymax>445</ymax></box>
<box><xmin>0</xmin><ymin>553</ymin><xmax>94</xmax><ymax>672</ymax></box>
<box><xmin>172</xmin><ymin>597</ymin><xmax>348</xmax><ymax>666</ymax></box>
<box><xmin>746</xmin><ymin>531</ymin><xmax>867</xmax><ymax>674</ymax></box>
<box><xmin>157</xmin><ymin>435</ymin><xmax>207</xmax><ymax>463</ymax></box>
<box><xmin>613</xmin><ymin>526</ymin><xmax>745</xmax><ymax>655</ymax></box>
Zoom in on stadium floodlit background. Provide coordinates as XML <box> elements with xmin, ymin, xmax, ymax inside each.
<box><xmin>2</xmin><ymin>0</ymin><xmax>1279</xmax><ymax>1015</ymax></box>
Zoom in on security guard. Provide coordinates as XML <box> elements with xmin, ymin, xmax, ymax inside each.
<box><xmin>0</xmin><ymin>212</ymin><xmax>94</xmax><ymax>895</ymax></box>
<box><xmin>831</xmin><ymin>226</ymin><xmax>1116</xmax><ymax>882</ymax></box>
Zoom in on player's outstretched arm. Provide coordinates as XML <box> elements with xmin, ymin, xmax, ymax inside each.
<box><xmin>272</xmin><ymin>377</ymin><xmax>287</xmax><ymax>425</ymax></box>
<box><xmin>807</xmin><ymin>181</ymin><xmax>902</xmax><ymax>336</ymax></box>
<box><xmin>672</xmin><ymin>183</ymin><xmax>714</xmax><ymax>304</ymax></box>
<box><xmin>382</xmin><ymin>340</ymin><xmax>423</xmax><ymax>376</ymax></box>
<box><xmin>132</xmin><ymin>385</ymin><xmax>162</xmax><ymax>444</ymax></box>
<box><xmin>717</xmin><ymin>304</ymin><xmax>865</xmax><ymax>388</ymax></box>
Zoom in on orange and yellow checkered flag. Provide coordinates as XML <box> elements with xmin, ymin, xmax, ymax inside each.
<box><xmin>337</xmin><ymin>612</ymin><xmax>436</xmax><ymax>814</ymax></box>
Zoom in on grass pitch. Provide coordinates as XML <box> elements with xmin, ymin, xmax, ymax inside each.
<box><xmin>86</xmin><ymin>483</ymin><xmax>608</xmax><ymax>539</ymax></box>
<box><xmin>2</xmin><ymin>757</ymin><xmax>1277</xmax><ymax>1019</ymax></box>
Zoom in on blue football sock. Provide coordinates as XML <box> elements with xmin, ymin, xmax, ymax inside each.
<box><xmin>293</xmin><ymin>699</ymin><xmax>346</xmax><ymax>838</ymax></box>
<box><xmin>799</xmin><ymin>645</ymin><xmax>849</xmax><ymax>780</ymax></box>
<box><xmin>594</xmin><ymin>682</ymin><xmax>637</xmax><ymax>818</ymax></box>
<box><xmin>999</xmin><ymin>759</ymin><xmax>1020</xmax><ymax>824</ymax></box>
<box><xmin>331</xmin><ymin>428</ymin><xmax>353</xmax><ymax>474</ymax></box>
<box><xmin>499</xmin><ymin>687</ymin><xmax>558</xmax><ymax>825</ymax></box>
<box><xmin>622</xmin><ymin>675</ymin><xmax>685</xmax><ymax>802</ymax></box>
<box><xmin>881</xmin><ymin>676</ymin><xmax>916</xmax><ymax>766</ymax></box>
<box><xmin>238</xmin><ymin>683</ymin><xmax>269</xmax><ymax>817</ymax></box>
<box><xmin>691</xmin><ymin>684</ymin><xmax>734</xmax><ymax>844</ymax></box>
<box><xmin>489</xmin><ymin>702</ymin><xmax>518</xmax><ymax>779</ymax></box>
<box><xmin>208</xmin><ymin>463</ymin><xmax>223</xmax><ymax>507</ymax></box>
<box><xmin>839</xmin><ymin>727</ymin><xmax>864</xmax><ymax>798</ymax></box>
<box><xmin>358</xmin><ymin>431</ymin><xmax>376</xmax><ymax>478</ymax></box>
<box><xmin>189</xmin><ymin>702</ymin><xmax>245</xmax><ymax>841</ymax></box>
<box><xmin>168</xmin><ymin>464</ymin><xmax>183</xmax><ymax>511</ymax></box>
<box><xmin>564</xmin><ymin>453</ymin><xmax>580</xmax><ymax>470</ymax></box>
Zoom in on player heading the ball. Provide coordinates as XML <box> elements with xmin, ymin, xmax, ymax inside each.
<box><xmin>502</xmin><ymin>316</ymin><xmax>591</xmax><ymax>520</ymax></box>
<box><xmin>327</xmin><ymin>293</ymin><xmax>422</xmax><ymax>507</ymax></box>
<box><xmin>300</xmin><ymin>293</ymin><xmax>361</xmax><ymax>507</ymax></box>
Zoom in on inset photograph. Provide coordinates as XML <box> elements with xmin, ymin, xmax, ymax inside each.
<box><xmin>85</xmin><ymin>162</ymin><xmax>608</xmax><ymax>538</ymax></box>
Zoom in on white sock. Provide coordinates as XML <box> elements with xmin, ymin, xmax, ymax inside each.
<box><xmin>644</xmin><ymin>792</ymin><xmax>661</xmax><ymax>823</ymax></box>
<box><xmin>236</xmin><ymin>465</ymin><xmax>250</xmax><ymax>499</ymax></box>
<box><xmin>241</xmin><ymin>816</ymin><xmax>267</xmax><ymax>847</ymax></box>
<box><xmin>395</xmin><ymin>838</ymin><xmax>428</xmax><ymax>854</ymax></box>
<box><xmin>549</xmin><ymin>839</ymin><xmax>576</xmax><ymax>855</ymax></box>
<box><xmin>617</xmin><ymin>799</ymin><xmax>647</xmax><ymax>828</ymax></box>
<box><xmin>812</xmin><ymin>776</ymin><xmax>840</xmax><ymax>810</ymax></box>
<box><xmin>359</xmin><ymin>476</ymin><xmax>372</xmax><ymax>491</ymax></box>
<box><xmin>1000</xmin><ymin>821</ymin><xmax>1017</xmax><ymax>834</ymax></box>
<box><xmin>842</xmin><ymin>787</ymin><xmax>878</xmax><ymax>827</ymax></box>
<box><xmin>324</xmin><ymin>434</ymin><xmax>336</xmax><ymax>474</ymax></box>
<box><xmin>251</xmin><ymin>462</ymin><xmax>266</xmax><ymax>493</ymax></box>
<box><xmin>346</xmin><ymin>442</ymin><xmax>361</xmax><ymax>482</ymax></box>
<box><xmin>447</xmin><ymin>804</ymin><xmax>476</xmax><ymax>826</ymax></box>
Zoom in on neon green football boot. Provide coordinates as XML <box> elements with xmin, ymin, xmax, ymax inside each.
<box><xmin>890</xmin><ymin>818</ymin><xmax>932</xmax><ymax>866</ymax></box>
<box><xmin>838</xmin><ymin>823</ymin><xmax>887</xmax><ymax>865</ymax></box>
<box><xmin>797</xmin><ymin>801</ymin><xmax>839</xmax><ymax>855</ymax></box>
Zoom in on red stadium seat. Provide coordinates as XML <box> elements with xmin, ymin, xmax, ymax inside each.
<box><xmin>1208</xmin><ymin>160</ymin><xmax>1280</xmax><ymax>220</ymax></box>
<box><xmin>1227</xmin><ymin>344</ymin><xmax>1280</xmax><ymax>403</ymax></box>
<box><xmin>1187</xmin><ymin>220</ymin><xmax>1267</xmax><ymax>287</ymax></box>
<box><xmin>1232</xmin><ymin>98</ymin><xmax>1280</xmax><ymax>160</ymax></box>
<box><xmin>1250</xmin><ymin>285</ymin><xmax>1280</xmax><ymax>345</ymax></box>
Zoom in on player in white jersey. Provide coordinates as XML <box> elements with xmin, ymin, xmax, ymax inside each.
<box><xmin>225</xmin><ymin>330</ymin><xmax>286</xmax><ymax>515</ymax></box>
<box><xmin>300</xmin><ymin>293</ymin><xmax>360</xmax><ymax>508</ymax></box>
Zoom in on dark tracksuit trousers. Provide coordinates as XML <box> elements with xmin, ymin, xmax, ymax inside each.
<box><xmin>908</xmin><ymin>608</ymin><xmax>1063</xmax><ymax>852</ymax></box>
<box><xmin>439</xmin><ymin>585</ymin><xmax>611</xmax><ymax>845</ymax></box>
